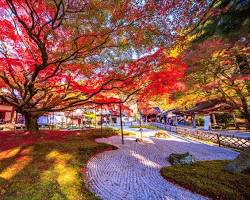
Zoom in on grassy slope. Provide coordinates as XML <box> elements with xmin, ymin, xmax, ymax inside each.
<box><xmin>0</xmin><ymin>128</ymin><xmax>119</xmax><ymax>200</ymax></box>
<box><xmin>161</xmin><ymin>160</ymin><xmax>250</xmax><ymax>200</ymax></box>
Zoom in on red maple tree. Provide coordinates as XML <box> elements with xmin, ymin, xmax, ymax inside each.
<box><xmin>0</xmin><ymin>0</ymin><xmax>206</xmax><ymax>130</ymax></box>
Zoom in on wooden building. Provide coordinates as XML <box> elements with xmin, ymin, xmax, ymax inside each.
<box><xmin>140</xmin><ymin>107</ymin><xmax>161</xmax><ymax>123</ymax></box>
<box><xmin>0</xmin><ymin>102</ymin><xmax>15</xmax><ymax>124</ymax></box>
<box><xmin>185</xmin><ymin>99</ymin><xmax>238</xmax><ymax>130</ymax></box>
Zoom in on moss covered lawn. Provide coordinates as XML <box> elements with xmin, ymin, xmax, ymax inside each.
<box><xmin>0</xmin><ymin>128</ymin><xmax>121</xmax><ymax>200</ymax></box>
<box><xmin>161</xmin><ymin>160</ymin><xmax>250</xmax><ymax>200</ymax></box>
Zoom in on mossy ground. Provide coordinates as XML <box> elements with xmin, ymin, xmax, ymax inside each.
<box><xmin>161</xmin><ymin>160</ymin><xmax>250</xmax><ymax>200</ymax></box>
<box><xmin>0</xmin><ymin>128</ymin><xmax>121</xmax><ymax>200</ymax></box>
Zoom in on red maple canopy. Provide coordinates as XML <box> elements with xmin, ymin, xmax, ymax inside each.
<box><xmin>0</xmin><ymin>0</ymin><xmax>208</xmax><ymax>130</ymax></box>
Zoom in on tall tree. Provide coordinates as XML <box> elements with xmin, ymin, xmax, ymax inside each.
<box><xmin>0</xmin><ymin>0</ymin><xmax>205</xmax><ymax>131</ymax></box>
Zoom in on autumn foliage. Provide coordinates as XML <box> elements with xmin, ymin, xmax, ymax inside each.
<box><xmin>0</xmin><ymin>0</ymin><xmax>208</xmax><ymax>130</ymax></box>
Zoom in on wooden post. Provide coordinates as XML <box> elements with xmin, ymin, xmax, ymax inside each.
<box><xmin>15</xmin><ymin>112</ymin><xmax>18</xmax><ymax>123</ymax></box>
<box><xmin>119</xmin><ymin>103</ymin><xmax>124</xmax><ymax>144</ymax></box>
<box><xmin>14</xmin><ymin>112</ymin><xmax>18</xmax><ymax>131</ymax></box>
<box><xmin>232</xmin><ymin>113</ymin><xmax>239</xmax><ymax>129</ymax></box>
<box><xmin>217</xmin><ymin>134</ymin><xmax>221</xmax><ymax>147</ymax></box>
<box><xmin>47</xmin><ymin>115</ymin><xmax>50</xmax><ymax>129</ymax></box>
<box><xmin>110</xmin><ymin>114</ymin><xmax>112</xmax><ymax>126</ymax></box>
<box><xmin>71</xmin><ymin>111</ymin><xmax>73</xmax><ymax>129</ymax></box>
<box><xmin>212</xmin><ymin>113</ymin><xmax>217</xmax><ymax>125</ymax></box>
<box><xmin>139</xmin><ymin>111</ymin><xmax>143</xmax><ymax>138</ymax></box>
<box><xmin>100</xmin><ymin>104</ymin><xmax>103</xmax><ymax>134</ymax></box>
<box><xmin>192</xmin><ymin>114</ymin><xmax>196</xmax><ymax>128</ymax></box>
<box><xmin>48</xmin><ymin>115</ymin><xmax>51</xmax><ymax>130</ymax></box>
<box><xmin>52</xmin><ymin>112</ymin><xmax>55</xmax><ymax>130</ymax></box>
<box><xmin>61</xmin><ymin>116</ymin><xmax>64</xmax><ymax>129</ymax></box>
<box><xmin>164</xmin><ymin>117</ymin><xmax>167</xmax><ymax>130</ymax></box>
<box><xmin>82</xmin><ymin>112</ymin><xmax>84</xmax><ymax>130</ymax></box>
<box><xmin>65</xmin><ymin>114</ymin><xmax>68</xmax><ymax>128</ymax></box>
<box><xmin>139</xmin><ymin>113</ymin><xmax>142</xmax><ymax>128</ymax></box>
<box><xmin>95</xmin><ymin>106</ymin><xmax>97</xmax><ymax>128</ymax></box>
<box><xmin>10</xmin><ymin>107</ymin><xmax>15</xmax><ymax>124</ymax></box>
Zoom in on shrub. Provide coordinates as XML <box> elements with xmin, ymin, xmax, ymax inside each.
<box><xmin>155</xmin><ymin>131</ymin><xmax>169</xmax><ymax>138</ymax></box>
<box><xmin>129</xmin><ymin>125</ymin><xmax>158</xmax><ymax>130</ymax></box>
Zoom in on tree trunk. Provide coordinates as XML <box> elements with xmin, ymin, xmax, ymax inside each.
<box><xmin>212</xmin><ymin>113</ymin><xmax>217</xmax><ymax>125</ymax></box>
<box><xmin>235</xmin><ymin>89</ymin><xmax>250</xmax><ymax>130</ymax></box>
<box><xmin>241</xmin><ymin>107</ymin><xmax>250</xmax><ymax>130</ymax></box>
<box><xmin>24</xmin><ymin>115</ymin><xmax>39</xmax><ymax>132</ymax></box>
<box><xmin>243</xmin><ymin>112</ymin><xmax>250</xmax><ymax>130</ymax></box>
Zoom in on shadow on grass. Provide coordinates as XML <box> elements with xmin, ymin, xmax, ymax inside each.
<box><xmin>0</xmin><ymin>128</ymin><xmax>117</xmax><ymax>200</ymax></box>
<box><xmin>1</xmin><ymin>129</ymin><xmax>242</xmax><ymax>200</ymax></box>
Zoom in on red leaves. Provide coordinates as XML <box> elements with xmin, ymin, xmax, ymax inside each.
<box><xmin>94</xmin><ymin>95</ymin><xmax>121</xmax><ymax>104</ymax></box>
<box><xmin>0</xmin><ymin>0</ymin><xmax>196</xmax><ymax>114</ymax></box>
<box><xmin>184</xmin><ymin>38</ymin><xmax>226</xmax><ymax>66</ymax></box>
<box><xmin>0</xmin><ymin>19</ymin><xmax>18</xmax><ymax>42</ymax></box>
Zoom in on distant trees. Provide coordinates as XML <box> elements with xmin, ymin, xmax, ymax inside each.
<box><xmin>166</xmin><ymin>0</ymin><xmax>250</xmax><ymax>128</ymax></box>
<box><xmin>189</xmin><ymin>0</ymin><xmax>250</xmax><ymax>43</ymax></box>
<box><xmin>183</xmin><ymin>38</ymin><xmax>249</xmax><ymax>127</ymax></box>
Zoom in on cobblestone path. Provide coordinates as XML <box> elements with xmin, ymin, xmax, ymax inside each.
<box><xmin>86</xmin><ymin>135</ymin><xmax>238</xmax><ymax>200</ymax></box>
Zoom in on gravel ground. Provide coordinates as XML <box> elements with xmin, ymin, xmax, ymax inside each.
<box><xmin>86</xmin><ymin>130</ymin><xmax>239</xmax><ymax>200</ymax></box>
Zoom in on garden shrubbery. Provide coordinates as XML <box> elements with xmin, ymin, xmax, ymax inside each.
<box><xmin>155</xmin><ymin>131</ymin><xmax>169</xmax><ymax>138</ymax></box>
<box><xmin>129</xmin><ymin>125</ymin><xmax>159</xmax><ymax>130</ymax></box>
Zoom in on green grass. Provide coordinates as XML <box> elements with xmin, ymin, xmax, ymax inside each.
<box><xmin>129</xmin><ymin>125</ymin><xmax>159</xmax><ymax>130</ymax></box>
<box><xmin>0</xmin><ymin>128</ymin><xmax>119</xmax><ymax>200</ymax></box>
<box><xmin>161</xmin><ymin>160</ymin><xmax>250</xmax><ymax>200</ymax></box>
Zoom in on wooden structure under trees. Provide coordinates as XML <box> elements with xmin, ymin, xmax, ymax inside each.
<box><xmin>0</xmin><ymin>102</ymin><xmax>15</xmax><ymax>124</ymax></box>
<box><xmin>185</xmin><ymin>99</ymin><xmax>239</xmax><ymax>129</ymax></box>
<box><xmin>159</xmin><ymin>109</ymin><xmax>185</xmax><ymax>126</ymax></box>
<box><xmin>140</xmin><ymin>107</ymin><xmax>161</xmax><ymax>123</ymax></box>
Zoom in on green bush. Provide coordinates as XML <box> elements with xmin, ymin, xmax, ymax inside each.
<box><xmin>216</xmin><ymin>113</ymin><xmax>234</xmax><ymax>128</ymax></box>
<box><xmin>196</xmin><ymin>116</ymin><xmax>204</xmax><ymax>126</ymax></box>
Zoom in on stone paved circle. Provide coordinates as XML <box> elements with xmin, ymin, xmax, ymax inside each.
<box><xmin>86</xmin><ymin>134</ymin><xmax>238</xmax><ymax>200</ymax></box>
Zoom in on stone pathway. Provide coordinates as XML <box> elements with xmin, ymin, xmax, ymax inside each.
<box><xmin>110</xmin><ymin>125</ymin><xmax>160</xmax><ymax>138</ymax></box>
<box><xmin>86</xmin><ymin>131</ymin><xmax>238</xmax><ymax>200</ymax></box>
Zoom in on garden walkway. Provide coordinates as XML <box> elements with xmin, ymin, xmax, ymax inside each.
<box><xmin>86</xmin><ymin>128</ymin><xmax>238</xmax><ymax>200</ymax></box>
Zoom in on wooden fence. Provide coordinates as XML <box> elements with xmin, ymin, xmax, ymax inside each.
<box><xmin>151</xmin><ymin>123</ymin><xmax>250</xmax><ymax>150</ymax></box>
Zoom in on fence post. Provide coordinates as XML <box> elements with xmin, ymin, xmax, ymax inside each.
<box><xmin>217</xmin><ymin>134</ymin><xmax>221</xmax><ymax>147</ymax></box>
